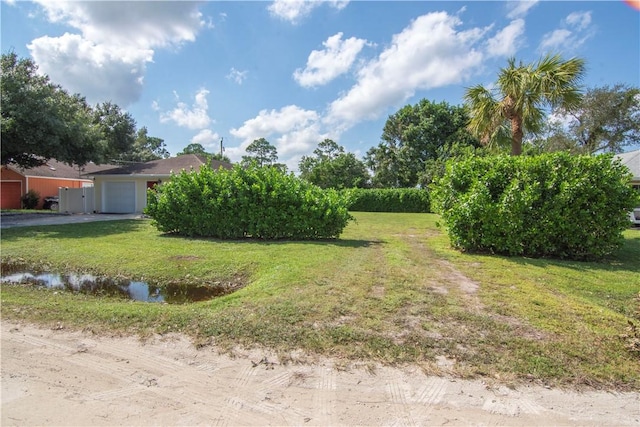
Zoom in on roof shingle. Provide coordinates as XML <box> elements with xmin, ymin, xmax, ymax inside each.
<box><xmin>87</xmin><ymin>154</ymin><xmax>234</xmax><ymax>177</ymax></box>
<box><xmin>8</xmin><ymin>160</ymin><xmax>116</xmax><ymax>179</ymax></box>
<box><xmin>616</xmin><ymin>149</ymin><xmax>640</xmax><ymax>180</ymax></box>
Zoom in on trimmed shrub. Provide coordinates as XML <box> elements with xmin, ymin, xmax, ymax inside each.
<box><xmin>145</xmin><ymin>164</ymin><xmax>353</xmax><ymax>239</ymax></box>
<box><xmin>21</xmin><ymin>189</ymin><xmax>40</xmax><ymax>209</ymax></box>
<box><xmin>432</xmin><ymin>152</ymin><xmax>639</xmax><ymax>260</ymax></box>
<box><xmin>346</xmin><ymin>188</ymin><xmax>430</xmax><ymax>213</ymax></box>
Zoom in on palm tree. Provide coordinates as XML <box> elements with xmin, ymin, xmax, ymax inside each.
<box><xmin>464</xmin><ymin>54</ymin><xmax>586</xmax><ymax>155</ymax></box>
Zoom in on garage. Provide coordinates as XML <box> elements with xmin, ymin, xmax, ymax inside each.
<box><xmin>102</xmin><ymin>181</ymin><xmax>136</xmax><ymax>213</ymax></box>
<box><xmin>1</xmin><ymin>181</ymin><xmax>22</xmax><ymax>209</ymax></box>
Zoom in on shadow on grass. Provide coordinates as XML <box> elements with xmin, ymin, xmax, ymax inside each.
<box><xmin>0</xmin><ymin>220</ymin><xmax>144</xmax><ymax>241</ymax></box>
<box><xmin>497</xmin><ymin>230</ymin><xmax>640</xmax><ymax>274</ymax></box>
<box><xmin>157</xmin><ymin>233</ymin><xmax>384</xmax><ymax>249</ymax></box>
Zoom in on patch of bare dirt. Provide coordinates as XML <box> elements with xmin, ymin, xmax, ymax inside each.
<box><xmin>2</xmin><ymin>321</ymin><xmax>638</xmax><ymax>426</ymax></box>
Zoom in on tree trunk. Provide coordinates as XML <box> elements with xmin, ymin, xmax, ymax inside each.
<box><xmin>510</xmin><ymin>115</ymin><xmax>523</xmax><ymax>156</ymax></box>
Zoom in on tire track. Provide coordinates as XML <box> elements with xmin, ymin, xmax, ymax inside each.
<box><xmin>312</xmin><ymin>366</ymin><xmax>337</xmax><ymax>425</ymax></box>
<box><xmin>407</xmin><ymin>377</ymin><xmax>448</xmax><ymax>424</ymax></box>
<box><xmin>385</xmin><ymin>378</ymin><xmax>416</xmax><ymax>427</ymax></box>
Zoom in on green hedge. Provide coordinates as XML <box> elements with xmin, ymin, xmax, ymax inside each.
<box><xmin>345</xmin><ymin>188</ymin><xmax>430</xmax><ymax>213</ymax></box>
<box><xmin>145</xmin><ymin>164</ymin><xmax>353</xmax><ymax>239</ymax></box>
<box><xmin>432</xmin><ymin>152</ymin><xmax>639</xmax><ymax>260</ymax></box>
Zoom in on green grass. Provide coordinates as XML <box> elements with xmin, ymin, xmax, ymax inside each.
<box><xmin>1</xmin><ymin>213</ymin><xmax>639</xmax><ymax>390</ymax></box>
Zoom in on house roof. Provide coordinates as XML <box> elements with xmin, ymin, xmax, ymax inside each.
<box><xmin>86</xmin><ymin>154</ymin><xmax>234</xmax><ymax>177</ymax></box>
<box><xmin>615</xmin><ymin>149</ymin><xmax>640</xmax><ymax>180</ymax></box>
<box><xmin>8</xmin><ymin>160</ymin><xmax>116</xmax><ymax>180</ymax></box>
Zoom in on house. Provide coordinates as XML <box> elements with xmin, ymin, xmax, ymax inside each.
<box><xmin>0</xmin><ymin>160</ymin><xmax>113</xmax><ymax>210</ymax></box>
<box><xmin>615</xmin><ymin>149</ymin><xmax>640</xmax><ymax>189</ymax></box>
<box><xmin>86</xmin><ymin>155</ymin><xmax>233</xmax><ymax>214</ymax></box>
<box><xmin>615</xmin><ymin>148</ymin><xmax>640</xmax><ymax>225</ymax></box>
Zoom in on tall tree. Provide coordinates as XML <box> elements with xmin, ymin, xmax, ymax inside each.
<box><xmin>465</xmin><ymin>54</ymin><xmax>586</xmax><ymax>155</ymax></box>
<box><xmin>177</xmin><ymin>143</ymin><xmax>208</xmax><ymax>156</ymax></box>
<box><xmin>210</xmin><ymin>152</ymin><xmax>231</xmax><ymax>163</ymax></box>
<box><xmin>299</xmin><ymin>139</ymin><xmax>370</xmax><ymax>189</ymax></box>
<box><xmin>176</xmin><ymin>143</ymin><xmax>231</xmax><ymax>162</ymax></box>
<box><xmin>241</xmin><ymin>137</ymin><xmax>278</xmax><ymax>167</ymax></box>
<box><xmin>365</xmin><ymin>99</ymin><xmax>479</xmax><ymax>188</ymax></box>
<box><xmin>1</xmin><ymin>52</ymin><xmax>98</xmax><ymax>168</ymax></box>
<box><xmin>545</xmin><ymin>84</ymin><xmax>640</xmax><ymax>154</ymax></box>
<box><xmin>119</xmin><ymin>127</ymin><xmax>170</xmax><ymax>162</ymax></box>
<box><xmin>92</xmin><ymin>102</ymin><xmax>137</xmax><ymax>163</ymax></box>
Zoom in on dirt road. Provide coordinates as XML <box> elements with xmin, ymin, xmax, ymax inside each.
<box><xmin>1</xmin><ymin>321</ymin><xmax>638</xmax><ymax>426</ymax></box>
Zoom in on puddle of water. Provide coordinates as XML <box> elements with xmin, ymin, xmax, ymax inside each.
<box><xmin>0</xmin><ymin>271</ymin><xmax>229</xmax><ymax>304</ymax></box>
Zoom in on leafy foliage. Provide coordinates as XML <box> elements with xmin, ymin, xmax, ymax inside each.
<box><xmin>1</xmin><ymin>51</ymin><xmax>161</xmax><ymax>168</ymax></box>
<box><xmin>365</xmin><ymin>99</ymin><xmax>479</xmax><ymax>188</ymax></box>
<box><xmin>21</xmin><ymin>189</ymin><xmax>40</xmax><ymax>210</ymax></box>
<box><xmin>176</xmin><ymin>143</ymin><xmax>231</xmax><ymax>163</ymax></box>
<box><xmin>1</xmin><ymin>52</ymin><xmax>98</xmax><ymax>168</ymax></box>
<box><xmin>299</xmin><ymin>139</ymin><xmax>370</xmax><ymax>189</ymax></box>
<box><xmin>241</xmin><ymin>138</ymin><xmax>281</xmax><ymax>168</ymax></box>
<box><xmin>145</xmin><ymin>164</ymin><xmax>353</xmax><ymax>239</ymax></box>
<box><xmin>346</xmin><ymin>188</ymin><xmax>430</xmax><ymax>213</ymax></box>
<box><xmin>418</xmin><ymin>142</ymin><xmax>488</xmax><ymax>188</ymax></box>
<box><xmin>534</xmin><ymin>84</ymin><xmax>640</xmax><ymax>154</ymax></box>
<box><xmin>177</xmin><ymin>143</ymin><xmax>209</xmax><ymax>156</ymax></box>
<box><xmin>119</xmin><ymin>127</ymin><xmax>170</xmax><ymax>162</ymax></box>
<box><xmin>92</xmin><ymin>102</ymin><xmax>137</xmax><ymax>163</ymax></box>
<box><xmin>432</xmin><ymin>152</ymin><xmax>639</xmax><ymax>260</ymax></box>
<box><xmin>465</xmin><ymin>54</ymin><xmax>586</xmax><ymax>155</ymax></box>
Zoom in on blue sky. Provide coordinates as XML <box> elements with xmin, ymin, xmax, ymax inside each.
<box><xmin>2</xmin><ymin>1</ymin><xmax>639</xmax><ymax>170</ymax></box>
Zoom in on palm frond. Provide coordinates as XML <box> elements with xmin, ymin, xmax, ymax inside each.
<box><xmin>534</xmin><ymin>54</ymin><xmax>586</xmax><ymax>109</ymax></box>
<box><xmin>464</xmin><ymin>84</ymin><xmax>503</xmax><ymax>145</ymax></box>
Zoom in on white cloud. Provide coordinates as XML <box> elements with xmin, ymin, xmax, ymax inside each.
<box><xmin>325</xmin><ymin>11</ymin><xmax>487</xmax><ymax>128</ymax></box>
<box><xmin>230</xmin><ymin>105</ymin><xmax>319</xmax><ymax>141</ymax></box>
<box><xmin>191</xmin><ymin>129</ymin><xmax>221</xmax><ymax>150</ymax></box>
<box><xmin>275</xmin><ymin>124</ymin><xmax>328</xmax><ymax>157</ymax></box>
<box><xmin>506</xmin><ymin>1</ymin><xmax>539</xmax><ymax>19</ymax></box>
<box><xmin>565</xmin><ymin>11</ymin><xmax>592</xmax><ymax>31</ymax></box>
<box><xmin>538</xmin><ymin>11</ymin><xmax>594</xmax><ymax>53</ymax></box>
<box><xmin>229</xmin><ymin>105</ymin><xmax>324</xmax><ymax>166</ymax></box>
<box><xmin>26</xmin><ymin>1</ymin><xmax>204</xmax><ymax>106</ymax></box>
<box><xmin>485</xmin><ymin>19</ymin><xmax>525</xmax><ymax>57</ymax></box>
<box><xmin>34</xmin><ymin>1</ymin><xmax>204</xmax><ymax>48</ymax></box>
<box><xmin>268</xmin><ymin>0</ymin><xmax>349</xmax><ymax>24</ymax></box>
<box><xmin>28</xmin><ymin>33</ymin><xmax>152</xmax><ymax>106</ymax></box>
<box><xmin>160</xmin><ymin>89</ymin><xmax>212</xmax><ymax>130</ymax></box>
<box><xmin>227</xmin><ymin>68</ymin><xmax>248</xmax><ymax>85</ymax></box>
<box><xmin>539</xmin><ymin>29</ymin><xmax>573</xmax><ymax>52</ymax></box>
<box><xmin>293</xmin><ymin>32</ymin><xmax>368</xmax><ymax>88</ymax></box>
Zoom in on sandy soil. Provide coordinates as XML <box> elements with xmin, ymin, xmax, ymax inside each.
<box><xmin>1</xmin><ymin>321</ymin><xmax>638</xmax><ymax>426</ymax></box>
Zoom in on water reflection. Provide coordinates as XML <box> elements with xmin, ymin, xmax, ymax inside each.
<box><xmin>0</xmin><ymin>271</ymin><xmax>229</xmax><ymax>304</ymax></box>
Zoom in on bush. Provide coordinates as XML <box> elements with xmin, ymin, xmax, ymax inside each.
<box><xmin>145</xmin><ymin>164</ymin><xmax>353</xmax><ymax>239</ymax></box>
<box><xmin>21</xmin><ymin>189</ymin><xmax>40</xmax><ymax>209</ymax></box>
<box><xmin>346</xmin><ymin>188</ymin><xmax>430</xmax><ymax>213</ymax></box>
<box><xmin>432</xmin><ymin>152</ymin><xmax>639</xmax><ymax>260</ymax></box>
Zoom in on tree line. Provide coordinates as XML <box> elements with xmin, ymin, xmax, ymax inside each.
<box><xmin>3</xmin><ymin>50</ymin><xmax>638</xmax><ymax>186</ymax></box>
<box><xmin>241</xmin><ymin>53</ymin><xmax>638</xmax><ymax>189</ymax></box>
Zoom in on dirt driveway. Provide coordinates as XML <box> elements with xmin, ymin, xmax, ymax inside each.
<box><xmin>1</xmin><ymin>321</ymin><xmax>638</xmax><ymax>426</ymax></box>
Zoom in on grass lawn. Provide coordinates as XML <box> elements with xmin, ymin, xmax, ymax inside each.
<box><xmin>1</xmin><ymin>212</ymin><xmax>639</xmax><ymax>390</ymax></box>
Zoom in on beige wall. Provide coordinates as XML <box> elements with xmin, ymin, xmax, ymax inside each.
<box><xmin>93</xmin><ymin>176</ymin><xmax>166</xmax><ymax>213</ymax></box>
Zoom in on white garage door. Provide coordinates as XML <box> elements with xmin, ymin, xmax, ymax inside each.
<box><xmin>103</xmin><ymin>181</ymin><xmax>136</xmax><ymax>213</ymax></box>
